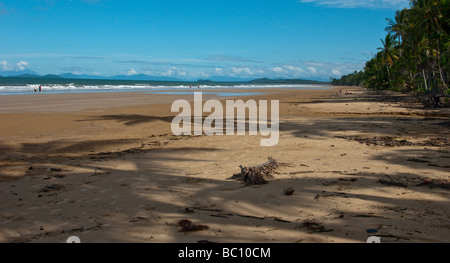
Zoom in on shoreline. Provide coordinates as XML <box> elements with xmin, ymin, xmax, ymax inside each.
<box><xmin>0</xmin><ymin>87</ymin><xmax>332</xmax><ymax>112</ymax></box>
<box><xmin>0</xmin><ymin>83</ymin><xmax>332</xmax><ymax>96</ymax></box>
<box><xmin>1</xmin><ymin>86</ymin><xmax>449</xmax><ymax>243</ymax></box>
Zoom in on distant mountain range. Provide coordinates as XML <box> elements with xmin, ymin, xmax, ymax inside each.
<box><xmin>0</xmin><ymin>71</ymin><xmax>329</xmax><ymax>84</ymax></box>
<box><xmin>0</xmin><ymin>69</ymin><xmax>41</xmax><ymax>77</ymax></box>
<box><xmin>0</xmin><ymin>71</ymin><xmax>183</xmax><ymax>82</ymax></box>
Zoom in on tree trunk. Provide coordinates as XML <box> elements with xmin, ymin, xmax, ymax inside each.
<box><xmin>422</xmin><ymin>69</ymin><xmax>429</xmax><ymax>92</ymax></box>
<box><xmin>439</xmin><ymin>66</ymin><xmax>448</xmax><ymax>92</ymax></box>
<box><xmin>437</xmin><ymin>38</ymin><xmax>449</xmax><ymax>92</ymax></box>
<box><xmin>386</xmin><ymin>64</ymin><xmax>392</xmax><ymax>87</ymax></box>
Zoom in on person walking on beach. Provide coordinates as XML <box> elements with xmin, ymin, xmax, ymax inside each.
<box><xmin>39</xmin><ymin>85</ymin><xmax>42</xmax><ymax>94</ymax></box>
<box><xmin>34</xmin><ymin>86</ymin><xmax>37</xmax><ymax>94</ymax></box>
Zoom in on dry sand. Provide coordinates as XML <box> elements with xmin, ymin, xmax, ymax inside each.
<box><xmin>0</xmin><ymin>87</ymin><xmax>449</xmax><ymax>243</ymax></box>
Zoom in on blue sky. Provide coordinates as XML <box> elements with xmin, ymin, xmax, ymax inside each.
<box><xmin>0</xmin><ymin>0</ymin><xmax>410</xmax><ymax>80</ymax></box>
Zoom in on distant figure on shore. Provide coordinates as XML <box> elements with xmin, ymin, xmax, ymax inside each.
<box><xmin>34</xmin><ymin>86</ymin><xmax>37</xmax><ymax>94</ymax></box>
<box><xmin>198</xmin><ymin>85</ymin><xmax>200</xmax><ymax>89</ymax></box>
<box><xmin>190</xmin><ymin>85</ymin><xmax>192</xmax><ymax>89</ymax></box>
<box><xmin>39</xmin><ymin>85</ymin><xmax>42</xmax><ymax>94</ymax></box>
<box><xmin>338</xmin><ymin>89</ymin><xmax>342</xmax><ymax>96</ymax></box>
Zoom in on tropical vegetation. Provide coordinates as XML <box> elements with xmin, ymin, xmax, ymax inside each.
<box><xmin>332</xmin><ymin>0</ymin><xmax>449</xmax><ymax>99</ymax></box>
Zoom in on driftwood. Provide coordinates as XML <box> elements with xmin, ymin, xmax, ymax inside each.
<box><xmin>178</xmin><ymin>219</ymin><xmax>209</xmax><ymax>232</ymax></box>
<box><xmin>421</xmin><ymin>95</ymin><xmax>450</xmax><ymax>108</ymax></box>
<box><xmin>230</xmin><ymin>157</ymin><xmax>282</xmax><ymax>186</ymax></box>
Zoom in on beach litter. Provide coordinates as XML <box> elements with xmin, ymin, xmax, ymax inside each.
<box><xmin>283</xmin><ymin>187</ymin><xmax>295</xmax><ymax>196</ymax></box>
<box><xmin>297</xmin><ymin>220</ymin><xmax>334</xmax><ymax>233</ymax></box>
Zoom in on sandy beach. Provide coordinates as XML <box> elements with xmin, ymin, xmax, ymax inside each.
<box><xmin>0</xmin><ymin>87</ymin><xmax>449</xmax><ymax>243</ymax></box>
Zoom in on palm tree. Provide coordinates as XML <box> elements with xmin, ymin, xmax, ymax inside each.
<box><xmin>386</xmin><ymin>9</ymin><xmax>409</xmax><ymax>46</ymax></box>
<box><xmin>378</xmin><ymin>34</ymin><xmax>399</xmax><ymax>87</ymax></box>
<box><xmin>410</xmin><ymin>0</ymin><xmax>448</xmax><ymax>94</ymax></box>
<box><xmin>338</xmin><ymin>0</ymin><xmax>449</xmax><ymax>96</ymax></box>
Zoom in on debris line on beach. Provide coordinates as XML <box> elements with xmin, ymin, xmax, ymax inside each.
<box><xmin>378</xmin><ymin>179</ymin><xmax>408</xmax><ymax>188</ymax></box>
<box><xmin>178</xmin><ymin>219</ymin><xmax>209</xmax><ymax>232</ymax></box>
<box><xmin>416</xmin><ymin>179</ymin><xmax>450</xmax><ymax>190</ymax></box>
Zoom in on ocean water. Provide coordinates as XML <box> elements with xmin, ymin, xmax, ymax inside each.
<box><xmin>147</xmin><ymin>91</ymin><xmax>266</xmax><ymax>97</ymax></box>
<box><xmin>0</xmin><ymin>78</ymin><xmax>331</xmax><ymax>95</ymax></box>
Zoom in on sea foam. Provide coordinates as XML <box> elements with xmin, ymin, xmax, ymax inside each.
<box><xmin>0</xmin><ymin>83</ymin><xmax>330</xmax><ymax>95</ymax></box>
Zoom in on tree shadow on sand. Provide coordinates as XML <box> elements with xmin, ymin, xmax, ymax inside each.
<box><xmin>280</xmin><ymin>115</ymin><xmax>450</xmax><ymax>173</ymax></box>
<box><xmin>1</xmin><ymin>136</ymin><xmax>449</xmax><ymax>243</ymax></box>
<box><xmin>1</xmin><ymin>89</ymin><xmax>450</xmax><ymax>242</ymax></box>
<box><xmin>77</xmin><ymin>114</ymin><xmax>175</xmax><ymax>126</ymax></box>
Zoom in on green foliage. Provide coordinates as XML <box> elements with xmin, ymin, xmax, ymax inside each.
<box><xmin>331</xmin><ymin>71</ymin><xmax>364</xmax><ymax>86</ymax></box>
<box><xmin>333</xmin><ymin>0</ymin><xmax>449</xmax><ymax>95</ymax></box>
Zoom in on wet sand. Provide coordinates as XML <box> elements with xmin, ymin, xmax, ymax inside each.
<box><xmin>0</xmin><ymin>87</ymin><xmax>449</xmax><ymax>243</ymax></box>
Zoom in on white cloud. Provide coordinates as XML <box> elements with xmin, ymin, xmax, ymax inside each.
<box><xmin>254</xmin><ymin>69</ymin><xmax>265</xmax><ymax>76</ymax></box>
<box><xmin>0</xmin><ymin>60</ymin><xmax>30</xmax><ymax>72</ymax></box>
<box><xmin>127</xmin><ymin>68</ymin><xmax>138</xmax><ymax>76</ymax></box>
<box><xmin>298</xmin><ymin>0</ymin><xmax>409</xmax><ymax>9</ymax></box>
<box><xmin>16</xmin><ymin>61</ymin><xmax>29</xmax><ymax>71</ymax></box>
<box><xmin>141</xmin><ymin>66</ymin><xmax>188</xmax><ymax>78</ymax></box>
<box><xmin>302</xmin><ymin>60</ymin><xmax>364</xmax><ymax>78</ymax></box>
<box><xmin>160</xmin><ymin>67</ymin><xmax>187</xmax><ymax>77</ymax></box>
<box><xmin>285</xmin><ymin>66</ymin><xmax>305</xmax><ymax>74</ymax></box>
<box><xmin>230</xmin><ymin>67</ymin><xmax>253</xmax><ymax>76</ymax></box>
<box><xmin>214</xmin><ymin>68</ymin><xmax>224</xmax><ymax>75</ymax></box>
<box><xmin>265</xmin><ymin>60</ymin><xmax>363</xmax><ymax>79</ymax></box>
<box><xmin>307</xmin><ymin>67</ymin><xmax>317</xmax><ymax>74</ymax></box>
<box><xmin>272</xmin><ymin>67</ymin><xmax>286</xmax><ymax>74</ymax></box>
<box><xmin>332</xmin><ymin>69</ymin><xmax>342</xmax><ymax>76</ymax></box>
<box><xmin>162</xmin><ymin>69</ymin><xmax>174</xmax><ymax>76</ymax></box>
<box><xmin>0</xmin><ymin>60</ymin><xmax>9</xmax><ymax>71</ymax></box>
<box><xmin>271</xmin><ymin>65</ymin><xmax>306</xmax><ymax>78</ymax></box>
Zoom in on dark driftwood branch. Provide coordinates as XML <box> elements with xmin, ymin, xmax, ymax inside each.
<box><xmin>231</xmin><ymin>157</ymin><xmax>282</xmax><ymax>186</ymax></box>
